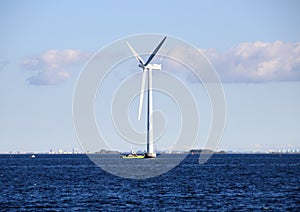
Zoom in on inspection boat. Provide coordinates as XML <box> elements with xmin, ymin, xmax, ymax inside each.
<box><xmin>122</xmin><ymin>148</ymin><xmax>145</xmax><ymax>159</ymax></box>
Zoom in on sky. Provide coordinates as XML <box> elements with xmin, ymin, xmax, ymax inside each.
<box><xmin>0</xmin><ymin>0</ymin><xmax>300</xmax><ymax>153</ymax></box>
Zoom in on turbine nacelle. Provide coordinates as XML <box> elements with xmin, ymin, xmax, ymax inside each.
<box><xmin>140</xmin><ymin>63</ymin><xmax>161</xmax><ymax>71</ymax></box>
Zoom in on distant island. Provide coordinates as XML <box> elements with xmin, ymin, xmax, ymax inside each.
<box><xmin>189</xmin><ymin>149</ymin><xmax>226</xmax><ymax>154</ymax></box>
<box><xmin>95</xmin><ymin>149</ymin><xmax>120</xmax><ymax>154</ymax></box>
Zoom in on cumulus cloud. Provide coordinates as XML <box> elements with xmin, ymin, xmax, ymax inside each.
<box><xmin>22</xmin><ymin>41</ymin><xmax>300</xmax><ymax>85</ymax></box>
<box><xmin>22</xmin><ymin>49</ymin><xmax>91</xmax><ymax>85</ymax></box>
<box><xmin>164</xmin><ymin>41</ymin><xmax>300</xmax><ymax>83</ymax></box>
<box><xmin>202</xmin><ymin>41</ymin><xmax>300</xmax><ymax>82</ymax></box>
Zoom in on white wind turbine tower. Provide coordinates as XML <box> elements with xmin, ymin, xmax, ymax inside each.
<box><xmin>127</xmin><ymin>36</ymin><xmax>167</xmax><ymax>158</ymax></box>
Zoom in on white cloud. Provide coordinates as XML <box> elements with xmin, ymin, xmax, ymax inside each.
<box><xmin>22</xmin><ymin>42</ymin><xmax>300</xmax><ymax>85</ymax></box>
<box><xmin>202</xmin><ymin>41</ymin><xmax>300</xmax><ymax>82</ymax></box>
<box><xmin>22</xmin><ymin>49</ymin><xmax>91</xmax><ymax>85</ymax></box>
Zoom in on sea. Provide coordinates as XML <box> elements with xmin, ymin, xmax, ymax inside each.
<box><xmin>0</xmin><ymin>154</ymin><xmax>299</xmax><ymax>211</ymax></box>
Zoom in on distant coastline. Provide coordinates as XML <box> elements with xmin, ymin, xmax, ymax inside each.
<box><xmin>1</xmin><ymin>148</ymin><xmax>299</xmax><ymax>155</ymax></box>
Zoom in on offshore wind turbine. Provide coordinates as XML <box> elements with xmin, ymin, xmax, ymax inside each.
<box><xmin>127</xmin><ymin>36</ymin><xmax>167</xmax><ymax>158</ymax></box>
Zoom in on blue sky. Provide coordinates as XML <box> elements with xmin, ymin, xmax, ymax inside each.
<box><xmin>0</xmin><ymin>0</ymin><xmax>300</xmax><ymax>153</ymax></box>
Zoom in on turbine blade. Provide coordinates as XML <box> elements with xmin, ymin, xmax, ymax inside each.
<box><xmin>144</xmin><ymin>36</ymin><xmax>167</xmax><ymax>66</ymax></box>
<box><xmin>138</xmin><ymin>69</ymin><xmax>147</xmax><ymax>120</ymax></box>
<box><xmin>126</xmin><ymin>41</ymin><xmax>145</xmax><ymax>66</ymax></box>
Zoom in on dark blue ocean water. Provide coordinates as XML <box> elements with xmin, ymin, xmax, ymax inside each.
<box><xmin>0</xmin><ymin>154</ymin><xmax>299</xmax><ymax>211</ymax></box>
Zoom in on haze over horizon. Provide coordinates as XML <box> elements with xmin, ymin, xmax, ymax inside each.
<box><xmin>1</xmin><ymin>0</ymin><xmax>300</xmax><ymax>153</ymax></box>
